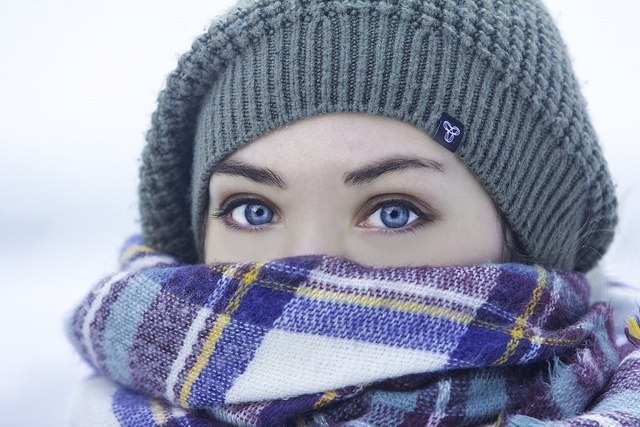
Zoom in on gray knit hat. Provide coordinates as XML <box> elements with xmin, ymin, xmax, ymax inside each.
<box><xmin>140</xmin><ymin>0</ymin><xmax>617</xmax><ymax>272</ymax></box>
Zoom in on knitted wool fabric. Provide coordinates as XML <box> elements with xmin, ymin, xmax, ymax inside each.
<box><xmin>139</xmin><ymin>0</ymin><xmax>617</xmax><ymax>271</ymax></box>
<box><xmin>67</xmin><ymin>238</ymin><xmax>640</xmax><ymax>426</ymax></box>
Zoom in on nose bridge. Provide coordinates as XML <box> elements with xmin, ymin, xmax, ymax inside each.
<box><xmin>283</xmin><ymin>216</ymin><xmax>347</xmax><ymax>258</ymax></box>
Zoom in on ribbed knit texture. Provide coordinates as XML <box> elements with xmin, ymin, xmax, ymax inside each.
<box><xmin>140</xmin><ymin>0</ymin><xmax>617</xmax><ymax>271</ymax></box>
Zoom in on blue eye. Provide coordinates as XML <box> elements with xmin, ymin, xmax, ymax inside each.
<box><xmin>367</xmin><ymin>203</ymin><xmax>419</xmax><ymax>229</ymax></box>
<box><xmin>231</xmin><ymin>202</ymin><xmax>274</xmax><ymax>226</ymax></box>
<box><xmin>380</xmin><ymin>205</ymin><xmax>410</xmax><ymax>228</ymax></box>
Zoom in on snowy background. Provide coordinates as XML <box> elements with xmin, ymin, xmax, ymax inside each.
<box><xmin>0</xmin><ymin>1</ymin><xmax>638</xmax><ymax>426</ymax></box>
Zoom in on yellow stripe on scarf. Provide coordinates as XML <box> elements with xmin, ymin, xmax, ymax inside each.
<box><xmin>296</xmin><ymin>286</ymin><xmax>476</xmax><ymax>323</ymax></box>
<box><xmin>493</xmin><ymin>267</ymin><xmax>547</xmax><ymax>365</ymax></box>
<box><xmin>295</xmin><ymin>274</ymin><xmax>580</xmax><ymax>347</ymax></box>
<box><xmin>627</xmin><ymin>316</ymin><xmax>640</xmax><ymax>340</ymax></box>
<box><xmin>178</xmin><ymin>263</ymin><xmax>264</xmax><ymax>408</ymax></box>
<box><xmin>313</xmin><ymin>390</ymin><xmax>338</xmax><ymax>409</ymax></box>
<box><xmin>150</xmin><ymin>399</ymin><xmax>168</xmax><ymax>425</ymax></box>
<box><xmin>119</xmin><ymin>245</ymin><xmax>155</xmax><ymax>264</ymax></box>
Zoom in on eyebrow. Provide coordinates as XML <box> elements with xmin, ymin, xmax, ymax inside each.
<box><xmin>212</xmin><ymin>159</ymin><xmax>287</xmax><ymax>189</ymax></box>
<box><xmin>343</xmin><ymin>156</ymin><xmax>444</xmax><ymax>187</ymax></box>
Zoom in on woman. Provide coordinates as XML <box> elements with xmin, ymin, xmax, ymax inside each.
<box><xmin>69</xmin><ymin>0</ymin><xmax>639</xmax><ymax>425</ymax></box>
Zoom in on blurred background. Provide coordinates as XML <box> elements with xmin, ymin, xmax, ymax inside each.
<box><xmin>0</xmin><ymin>1</ymin><xmax>638</xmax><ymax>425</ymax></box>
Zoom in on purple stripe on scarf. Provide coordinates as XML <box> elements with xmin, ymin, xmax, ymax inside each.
<box><xmin>162</xmin><ymin>264</ymin><xmax>233</xmax><ymax>310</ymax></box>
<box><xmin>170</xmin><ymin>312</ymin><xmax>221</xmax><ymax>402</ymax></box>
<box><xmin>301</xmin><ymin>278</ymin><xmax>485</xmax><ymax>317</ymax></box>
<box><xmin>129</xmin><ymin>284</ymin><xmax>202</xmax><ymax>397</ymax></box>
<box><xmin>484</xmin><ymin>264</ymin><xmax>544</xmax><ymax>320</ymax></box>
<box><xmin>258</xmin><ymin>392</ymin><xmax>324</xmax><ymax>425</ymax></box>
<box><xmin>69</xmin><ymin>279</ymin><xmax>100</xmax><ymax>363</ymax></box>
<box><xmin>595</xmin><ymin>352</ymin><xmax>640</xmax><ymax>403</ymax></box>
<box><xmin>448</xmin><ymin>265</ymin><xmax>579</xmax><ymax>368</ymax></box>
<box><xmin>318</xmin><ymin>258</ymin><xmax>500</xmax><ymax>300</ymax></box>
<box><xmin>537</xmin><ymin>269</ymin><xmax>590</xmax><ymax>328</ymax></box>
<box><xmin>90</xmin><ymin>277</ymin><xmax>131</xmax><ymax>372</ymax></box>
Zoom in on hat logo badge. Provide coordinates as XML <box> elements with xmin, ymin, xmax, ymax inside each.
<box><xmin>443</xmin><ymin>121</ymin><xmax>461</xmax><ymax>144</ymax></box>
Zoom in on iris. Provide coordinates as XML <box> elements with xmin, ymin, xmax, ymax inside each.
<box><xmin>244</xmin><ymin>203</ymin><xmax>274</xmax><ymax>225</ymax></box>
<box><xmin>379</xmin><ymin>205</ymin><xmax>410</xmax><ymax>228</ymax></box>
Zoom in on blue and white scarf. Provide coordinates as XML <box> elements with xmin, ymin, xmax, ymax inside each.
<box><xmin>68</xmin><ymin>236</ymin><xmax>640</xmax><ymax>426</ymax></box>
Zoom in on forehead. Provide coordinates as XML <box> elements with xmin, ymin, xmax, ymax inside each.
<box><xmin>226</xmin><ymin>113</ymin><xmax>453</xmax><ymax>169</ymax></box>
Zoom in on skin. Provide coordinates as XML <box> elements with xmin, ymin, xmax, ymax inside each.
<box><xmin>204</xmin><ymin>113</ymin><xmax>504</xmax><ymax>267</ymax></box>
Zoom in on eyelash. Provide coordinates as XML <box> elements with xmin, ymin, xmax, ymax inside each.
<box><xmin>212</xmin><ymin>196</ymin><xmax>280</xmax><ymax>232</ymax></box>
<box><xmin>211</xmin><ymin>195</ymin><xmax>436</xmax><ymax>233</ymax></box>
<box><xmin>359</xmin><ymin>197</ymin><xmax>435</xmax><ymax>233</ymax></box>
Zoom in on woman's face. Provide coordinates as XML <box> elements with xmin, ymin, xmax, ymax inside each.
<box><xmin>204</xmin><ymin>113</ymin><xmax>504</xmax><ymax>267</ymax></box>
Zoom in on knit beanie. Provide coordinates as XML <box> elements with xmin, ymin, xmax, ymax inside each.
<box><xmin>139</xmin><ymin>0</ymin><xmax>617</xmax><ymax>272</ymax></box>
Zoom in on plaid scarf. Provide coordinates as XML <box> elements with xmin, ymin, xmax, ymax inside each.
<box><xmin>68</xmin><ymin>236</ymin><xmax>640</xmax><ymax>426</ymax></box>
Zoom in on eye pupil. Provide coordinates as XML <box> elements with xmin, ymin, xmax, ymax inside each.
<box><xmin>380</xmin><ymin>205</ymin><xmax>409</xmax><ymax>228</ymax></box>
<box><xmin>244</xmin><ymin>203</ymin><xmax>274</xmax><ymax>225</ymax></box>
